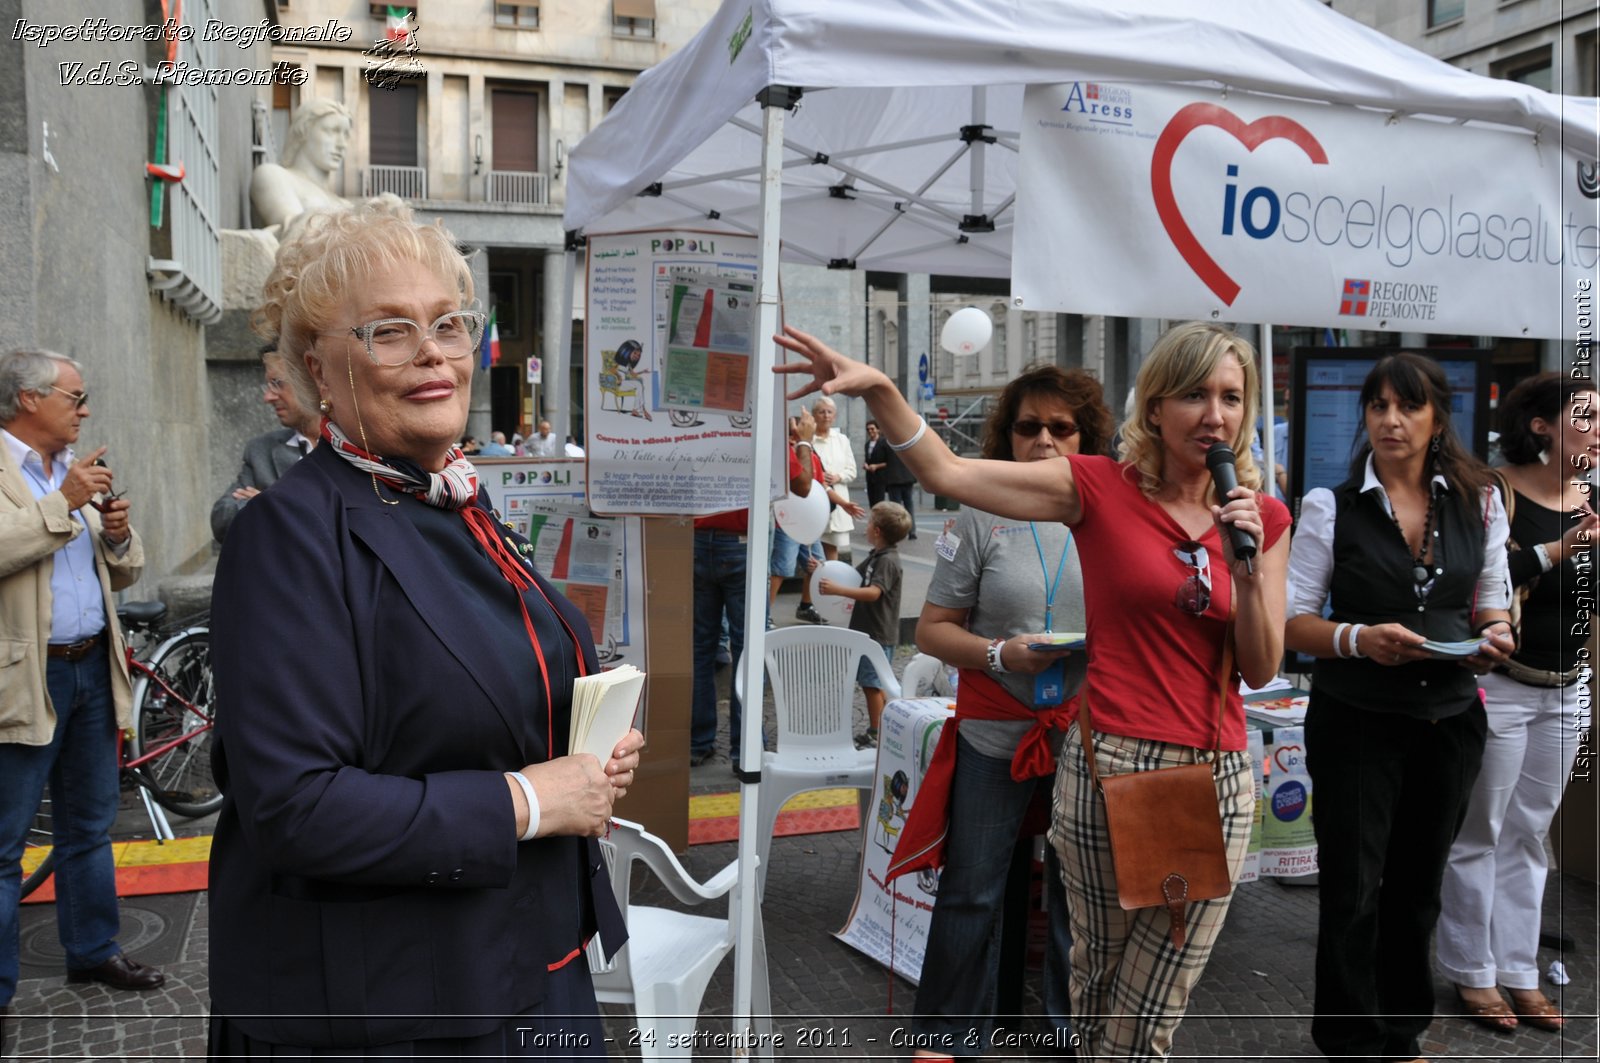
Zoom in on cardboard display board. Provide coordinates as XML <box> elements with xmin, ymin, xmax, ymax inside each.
<box><xmin>475</xmin><ymin>457</ymin><xmax>690</xmax><ymax>849</ymax></box>
<box><xmin>836</xmin><ymin>697</ymin><xmax>956</xmax><ymax>984</ymax></box>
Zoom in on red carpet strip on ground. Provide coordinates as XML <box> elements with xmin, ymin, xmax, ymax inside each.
<box><xmin>688</xmin><ymin>789</ymin><xmax>860</xmax><ymax>846</ymax></box>
<box><xmin>21</xmin><ymin>792</ymin><xmax>859</xmax><ymax>896</ymax></box>
<box><xmin>22</xmin><ymin>837</ymin><xmax>210</xmax><ymax>903</ymax></box>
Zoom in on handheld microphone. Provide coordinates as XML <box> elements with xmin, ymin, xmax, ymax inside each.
<box><xmin>1206</xmin><ymin>442</ymin><xmax>1257</xmax><ymax>573</ymax></box>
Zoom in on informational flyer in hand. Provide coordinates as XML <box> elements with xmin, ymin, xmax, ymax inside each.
<box><xmin>473</xmin><ymin>457</ymin><xmax>646</xmax><ymax>670</ymax></box>
<box><xmin>584</xmin><ymin>230</ymin><xmax>775</xmax><ymax>516</ymax></box>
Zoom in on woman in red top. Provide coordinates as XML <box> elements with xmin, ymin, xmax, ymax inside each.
<box><xmin>776</xmin><ymin>321</ymin><xmax>1290</xmax><ymax>1062</ymax></box>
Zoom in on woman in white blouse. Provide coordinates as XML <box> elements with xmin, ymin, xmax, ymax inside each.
<box><xmin>1284</xmin><ymin>352</ymin><xmax>1512</xmax><ymax>1063</ymax></box>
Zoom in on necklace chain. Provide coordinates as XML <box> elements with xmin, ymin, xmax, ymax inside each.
<box><xmin>1388</xmin><ymin>488</ymin><xmax>1436</xmax><ymax>584</ymax></box>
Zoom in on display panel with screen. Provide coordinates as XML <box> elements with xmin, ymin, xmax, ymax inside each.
<box><xmin>1289</xmin><ymin>348</ymin><xmax>1491</xmax><ymax>510</ymax></box>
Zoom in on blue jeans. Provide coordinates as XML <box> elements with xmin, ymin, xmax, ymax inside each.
<box><xmin>912</xmin><ymin>733</ymin><xmax>1072</xmax><ymax>1053</ymax></box>
<box><xmin>768</xmin><ymin>525</ymin><xmax>813</xmax><ymax>578</ymax></box>
<box><xmin>0</xmin><ymin>645</ymin><xmax>123</xmax><ymax>1004</ymax></box>
<box><xmin>693</xmin><ymin>531</ymin><xmax>747</xmax><ymax>755</ymax></box>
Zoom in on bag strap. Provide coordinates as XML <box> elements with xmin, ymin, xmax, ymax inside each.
<box><xmin>1492</xmin><ymin>469</ymin><xmax>1516</xmax><ymax>529</ymax></box>
<box><xmin>1079</xmin><ymin>609</ymin><xmax>1236</xmax><ymax>790</ymax></box>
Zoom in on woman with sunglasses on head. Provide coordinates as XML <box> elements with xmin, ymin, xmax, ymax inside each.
<box><xmin>906</xmin><ymin>365</ymin><xmax>1113</xmax><ymax>1056</ymax></box>
<box><xmin>776</xmin><ymin>322</ymin><xmax>1290</xmax><ymax>1062</ymax></box>
<box><xmin>206</xmin><ymin>203</ymin><xmax>644</xmax><ymax>1059</ymax></box>
<box><xmin>1284</xmin><ymin>352</ymin><xmax>1513</xmax><ymax>1063</ymax></box>
<box><xmin>1435</xmin><ymin>373</ymin><xmax>1597</xmax><ymax>1035</ymax></box>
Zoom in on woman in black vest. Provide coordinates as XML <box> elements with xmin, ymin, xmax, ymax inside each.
<box><xmin>1285</xmin><ymin>353</ymin><xmax>1513</xmax><ymax>1063</ymax></box>
<box><xmin>1436</xmin><ymin>373</ymin><xmax>1596</xmax><ymax>1033</ymax></box>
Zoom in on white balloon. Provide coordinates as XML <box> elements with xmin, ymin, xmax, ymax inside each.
<box><xmin>773</xmin><ymin>479</ymin><xmax>829</xmax><ymax>544</ymax></box>
<box><xmin>808</xmin><ymin>560</ymin><xmax>862</xmax><ymax>626</ymax></box>
<box><xmin>940</xmin><ymin>306</ymin><xmax>993</xmax><ymax>356</ymax></box>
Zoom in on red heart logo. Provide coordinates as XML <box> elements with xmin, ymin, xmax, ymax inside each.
<box><xmin>1272</xmin><ymin>744</ymin><xmax>1304</xmax><ymax>773</ymax></box>
<box><xmin>1150</xmin><ymin>103</ymin><xmax>1329</xmax><ymax>305</ymax></box>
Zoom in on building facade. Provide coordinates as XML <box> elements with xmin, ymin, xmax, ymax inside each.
<box><xmin>1</xmin><ymin>0</ymin><xmax>268</xmax><ymax>584</ymax></box>
<box><xmin>262</xmin><ymin>0</ymin><xmax>724</xmax><ymax>445</ymax></box>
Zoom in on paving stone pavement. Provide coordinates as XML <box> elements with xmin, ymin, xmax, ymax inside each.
<box><xmin>3</xmin><ymin>507</ymin><xmax>1596</xmax><ymax>1058</ymax></box>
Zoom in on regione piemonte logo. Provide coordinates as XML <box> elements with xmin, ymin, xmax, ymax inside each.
<box><xmin>1339</xmin><ymin>279</ymin><xmax>1370</xmax><ymax>316</ymax></box>
<box><xmin>1150</xmin><ymin>103</ymin><xmax>1329</xmax><ymax>306</ymax></box>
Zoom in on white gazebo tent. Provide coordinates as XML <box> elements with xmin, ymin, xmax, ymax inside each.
<box><xmin>563</xmin><ymin>0</ymin><xmax>1599</xmax><ymax>1035</ymax></box>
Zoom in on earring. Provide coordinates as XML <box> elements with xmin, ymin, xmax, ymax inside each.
<box><xmin>1430</xmin><ymin>433</ymin><xmax>1441</xmax><ymax>454</ymax></box>
<box><xmin>1538</xmin><ymin>447</ymin><xmax>1552</xmax><ymax>466</ymax></box>
<box><xmin>319</xmin><ymin>397</ymin><xmax>332</xmax><ymax>415</ymax></box>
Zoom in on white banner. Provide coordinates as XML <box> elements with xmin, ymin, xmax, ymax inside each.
<box><xmin>1014</xmin><ymin>82</ymin><xmax>1599</xmax><ymax>339</ymax></box>
<box><xmin>584</xmin><ymin>230</ymin><xmax>762</xmax><ymax>515</ymax></box>
<box><xmin>473</xmin><ymin>457</ymin><xmax>647</xmax><ymax>673</ymax></box>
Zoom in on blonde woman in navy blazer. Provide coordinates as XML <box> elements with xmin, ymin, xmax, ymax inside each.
<box><xmin>208</xmin><ymin>203</ymin><xmax>643</xmax><ymax>1058</ymax></box>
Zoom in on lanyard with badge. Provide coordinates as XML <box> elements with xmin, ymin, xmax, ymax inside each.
<box><xmin>1031</xmin><ymin>522</ymin><xmax>1072</xmax><ymax>706</ymax></box>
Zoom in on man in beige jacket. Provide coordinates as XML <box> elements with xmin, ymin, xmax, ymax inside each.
<box><xmin>0</xmin><ymin>349</ymin><xmax>162</xmax><ymax>1012</ymax></box>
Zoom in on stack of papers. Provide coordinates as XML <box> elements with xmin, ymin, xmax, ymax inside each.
<box><xmin>569</xmin><ymin>664</ymin><xmax>645</xmax><ymax>762</ymax></box>
<box><xmin>1419</xmin><ymin>638</ymin><xmax>1489</xmax><ymax>659</ymax></box>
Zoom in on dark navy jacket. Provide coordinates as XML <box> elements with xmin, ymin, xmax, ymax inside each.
<box><xmin>208</xmin><ymin>444</ymin><xmax>624</xmax><ymax>1047</ymax></box>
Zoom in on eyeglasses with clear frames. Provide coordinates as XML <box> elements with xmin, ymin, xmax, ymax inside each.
<box><xmin>48</xmin><ymin>386</ymin><xmax>89</xmax><ymax>409</ymax></box>
<box><xmin>1173</xmin><ymin>539</ymin><xmax>1212</xmax><ymax>615</ymax></box>
<box><xmin>1011</xmin><ymin>419</ymin><xmax>1080</xmax><ymax>440</ymax></box>
<box><xmin>336</xmin><ymin>310</ymin><xmax>487</xmax><ymax>367</ymax></box>
<box><xmin>261</xmin><ymin>378</ymin><xmax>289</xmax><ymax>397</ymax></box>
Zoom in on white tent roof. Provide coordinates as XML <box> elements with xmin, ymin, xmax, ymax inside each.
<box><xmin>565</xmin><ymin>0</ymin><xmax>1599</xmax><ymax>276</ymax></box>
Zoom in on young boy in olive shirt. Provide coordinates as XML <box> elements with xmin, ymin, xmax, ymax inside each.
<box><xmin>814</xmin><ymin>501</ymin><xmax>911</xmax><ymax>745</ymax></box>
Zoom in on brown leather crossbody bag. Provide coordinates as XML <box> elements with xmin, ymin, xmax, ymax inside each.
<box><xmin>1078</xmin><ymin>621</ymin><xmax>1235</xmax><ymax>949</ymax></box>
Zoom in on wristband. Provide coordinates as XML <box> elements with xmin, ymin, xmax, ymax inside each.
<box><xmin>1349</xmin><ymin>623</ymin><xmax>1367</xmax><ymax>658</ymax></box>
<box><xmin>887</xmin><ymin>417</ymin><xmax>928</xmax><ymax>453</ymax></box>
<box><xmin>1534</xmin><ymin>543</ymin><xmax>1554</xmax><ymax>572</ymax></box>
<box><xmin>1332</xmin><ymin>622</ymin><xmax>1351</xmax><ymax>659</ymax></box>
<box><xmin>986</xmin><ymin>636</ymin><xmax>1010</xmax><ymax>674</ymax></box>
<box><xmin>506</xmin><ymin>771</ymin><xmax>540</xmax><ymax>842</ymax></box>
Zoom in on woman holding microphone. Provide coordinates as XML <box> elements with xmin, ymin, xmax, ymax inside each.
<box><xmin>776</xmin><ymin>322</ymin><xmax>1289</xmax><ymax>1062</ymax></box>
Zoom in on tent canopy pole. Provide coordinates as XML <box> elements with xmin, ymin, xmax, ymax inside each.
<box><xmin>732</xmin><ymin>83</ymin><xmax>797</xmax><ymax>1054</ymax></box>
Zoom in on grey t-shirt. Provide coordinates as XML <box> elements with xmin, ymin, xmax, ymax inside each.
<box><xmin>925</xmin><ymin>507</ymin><xmax>1087</xmax><ymax>760</ymax></box>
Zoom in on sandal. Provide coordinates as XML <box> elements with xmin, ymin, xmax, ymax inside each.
<box><xmin>1456</xmin><ymin>987</ymin><xmax>1519</xmax><ymax>1033</ymax></box>
<box><xmin>1507</xmin><ymin>991</ymin><xmax>1565</xmax><ymax>1032</ymax></box>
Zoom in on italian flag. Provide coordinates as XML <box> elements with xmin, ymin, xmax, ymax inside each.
<box><xmin>385</xmin><ymin>6</ymin><xmax>413</xmax><ymax>43</ymax></box>
<box><xmin>479</xmin><ymin>308</ymin><xmax>501</xmax><ymax>370</ymax></box>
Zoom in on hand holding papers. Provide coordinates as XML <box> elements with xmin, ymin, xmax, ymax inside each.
<box><xmin>1026</xmin><ymin>632</ymin><xmax>1086</xmax><ymax>651</ymax></box>
<box><xmin>570</xmin><ymin>665</ymin><xmax>646</xmax><ymax>763</ymax></box>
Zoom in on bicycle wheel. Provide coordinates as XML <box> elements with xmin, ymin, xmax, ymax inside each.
<box><xmin>132</xmin><ymin>627</ymin><xmax>222</xmax><ymax>817</ymax></box>
<box><xmin>21</xmin><ymin>785</ymin><xmax>54</xmax><ymax>899</ymax></box>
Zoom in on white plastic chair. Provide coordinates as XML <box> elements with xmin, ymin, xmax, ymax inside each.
<box><xmin>738</xmin><ymin>625</ymin><xmax>902</xmax><ymax>894</ymax></box>
<box><xmin>899</xmin><ymin>652</ymin><xmax>957</xmax><ymax>698</ymax></box>
<box><xmin>588</xmin><ymin>817</ymin><xmax>772</xmax><ymax>1059</ymax></box>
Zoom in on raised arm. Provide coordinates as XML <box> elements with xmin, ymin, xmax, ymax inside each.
<box><xmin>774</xmin><ymin>326</ymin><xmax>1080</xmax><ymax>524</ymax></box>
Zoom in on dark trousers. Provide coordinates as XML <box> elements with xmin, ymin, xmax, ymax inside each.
<box><xmin>1305</xmin><ymin>691</ymin><xmax>1487</xmax><ymax>1063</ymax></box>
<box><xmin>887</xmin><ymin>482</ymin><xmax>915</xmax><ymax>531</ymax></box>
<box><xmin>692</xmin><ymin>530</ymin><xmax>746</xmax><ymax>755</ymax></box>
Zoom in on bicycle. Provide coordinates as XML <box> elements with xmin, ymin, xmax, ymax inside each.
<box><xmin>20</xmin><ymin>600</ymin><xmax>217</xmax><ymax>899</ymax></box>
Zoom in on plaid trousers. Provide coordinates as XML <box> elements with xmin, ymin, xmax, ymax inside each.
<box><xmin>1049</xmin><ymin>726</ymin><xmax>1255</xmax><ymax>1061</ymax></box>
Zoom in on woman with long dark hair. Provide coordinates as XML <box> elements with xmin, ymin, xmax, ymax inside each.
<box><xmin>1436</xmin><ymin>372</ymin><xmax>1597</xmax><ymax>1033</ymax></box>
<box><xmin>1285</xmin><ymin>352</ymin><xmax>1513</xmax><ymax>1062</ymax></box>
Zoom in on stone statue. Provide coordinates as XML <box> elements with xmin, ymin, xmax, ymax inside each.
<box><xmin>250</xmin><ymin>99</ymin><xmax>354</xmax><ymax>238</ymax></box>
